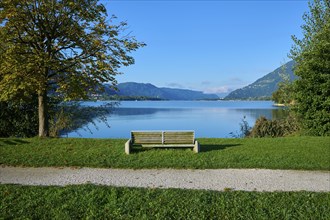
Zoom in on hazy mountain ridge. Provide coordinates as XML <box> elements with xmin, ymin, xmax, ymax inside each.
<box><xmin>102</xmin><ymin>82</ymin><xmax>219</xmax><ymax>100</ymax></box>
<box><xmin>225</xmin><ymin>60</ymin><xmax>297</xmax><ymax>100</ymax></box>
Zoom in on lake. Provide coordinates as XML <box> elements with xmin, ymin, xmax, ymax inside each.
<box><xmin>66</xmin><ymin>100</ymin><xmax>285</xmax><ymax>138</ymax></box>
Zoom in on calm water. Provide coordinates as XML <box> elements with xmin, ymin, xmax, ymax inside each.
<box><xmin>66</xmin><ymin>100</ymin><xmax>285</xmax><ymax>138</ymax></box>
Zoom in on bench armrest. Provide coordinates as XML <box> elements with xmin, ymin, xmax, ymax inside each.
<box><xmin>125</xmin><ymin>139</ymin><xmax>132</xmax><ymax>155</ymax></box>
<box><xmin>193</xmin><ymin>140</ymin><xmax>200</xmax><ymax>153</ymax></box>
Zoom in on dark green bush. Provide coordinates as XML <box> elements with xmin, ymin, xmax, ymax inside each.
<box><xmin>0</xmin><ymin>100</ymin><xmax>38</xmax><ymax>137</ymax></box>
<box><xmin>249</xmin><ymin>115</ymin><xmax>300</xmax><ymax>138</ymax></box>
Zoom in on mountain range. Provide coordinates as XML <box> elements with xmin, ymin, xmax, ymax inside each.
<box><xmin>224</xmin><ymin>60</ymin><xmax>297</xmax><ymax>100</ymax></box>
<box><xmin>98</xmin><ymin>60</ymin><xmax>297</xmax><ymax>101</ymax></box>
<box><xmin>101</xmin><ymin>82</ymin><xmax>219</xmax><ymax>100</ymax></box>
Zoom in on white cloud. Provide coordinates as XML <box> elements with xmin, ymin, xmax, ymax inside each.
<box><xmin>203</xmin><ymin>86</ymin><xmax>231</xmax><ymax>94</ymax></box>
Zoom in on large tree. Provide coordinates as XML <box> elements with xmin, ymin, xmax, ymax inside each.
<box><xmin>289</xmin><ymin>0</ymin><xmax>330</xmax><ymax>135</ymax></box>
<box><xmin>0</xmin><ymin>0</ymin><xmax>145</xmax><ymax>137</ymax></box>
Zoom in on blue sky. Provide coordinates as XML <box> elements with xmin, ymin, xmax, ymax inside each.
<box><xmin>102</xmin><ymin>0</ymin><xmax>309</xmax><ymax>96</ymax></box>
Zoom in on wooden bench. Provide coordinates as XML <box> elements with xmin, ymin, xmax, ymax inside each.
<box><xmin>125</xmin><ymin>131</ymin><xmax>200</xmax><ymax>154</ymax></box>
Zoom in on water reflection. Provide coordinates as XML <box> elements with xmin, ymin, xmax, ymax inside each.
<box><xmin>112</xmin><ymin>107</ymin><xmax>287</xmax><ymax>121</ymax></box>
<box><xmin>67</xmin><ymin>101</ymin><xmax>286</xmax><ymax>138</ymax></box>
<box><xmin>112</xmin><ymin>107</ymin><xmax>181</xmax><ymax>116</ymax></box>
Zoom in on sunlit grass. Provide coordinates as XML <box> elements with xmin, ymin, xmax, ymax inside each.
<box><xmin>0</xmin><ymin>137</ymin><xmax>329</xmax><ymax>170</ymax></box>
<box><xmin>1</xmin><ymin>184</ymin><xmax>329</xmax><ymax>220</ymax></box>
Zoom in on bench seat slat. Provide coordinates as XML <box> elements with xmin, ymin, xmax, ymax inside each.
<box><xmin>142</xmin><ymin>144</ymin><xmax>195</xmax><ymax>148</ymax></box>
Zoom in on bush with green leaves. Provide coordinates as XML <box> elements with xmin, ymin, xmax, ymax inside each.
<box><xmin>0</xmin><ymin>99</ymin><xmax>38</xmax><ymax>138</ymax></box>
<box><xmin>249</xmin><ymin>115</ymin><xmax>300</xmax><ymax>138</ymax></box>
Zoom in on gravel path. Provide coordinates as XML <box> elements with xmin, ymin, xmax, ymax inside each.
<box><xmin>1</xmin><ymin>167</ymin><xmax>329</xmax><ymax>192</ymax></box>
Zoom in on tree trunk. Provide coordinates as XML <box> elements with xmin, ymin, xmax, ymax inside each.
<box><xmin>38</xmin><ymin>90</ymin><xmax>49</xmax><ymax>137</ymax></box>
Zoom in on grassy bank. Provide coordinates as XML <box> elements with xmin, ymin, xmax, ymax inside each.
<box><xmin>1</xmin><ymin>184</ymin><xmax>329</xmax><ymax>219</ymax></box>
<box><xmin>0</xmin><ymin>137</ymin><xmax>329</xmax><ymax>170</ymax></box>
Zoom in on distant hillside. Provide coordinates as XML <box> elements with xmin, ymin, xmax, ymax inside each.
<box><xmin>225</xmin><ymin>60</ymin><xmax>297</xmax><ymax>100</ymax></box>
<box><xmin>102</xmin><ymin>82</ymin><xmax>219</xmax><ymax>100</ymax></box>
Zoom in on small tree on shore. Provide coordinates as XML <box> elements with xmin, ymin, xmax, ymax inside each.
<box><xmin>0</xmin><ymin>0</ymin><xmax>145</xmax><ymax>137</ymax></box>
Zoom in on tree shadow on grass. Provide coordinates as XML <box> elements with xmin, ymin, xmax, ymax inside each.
<box><xmin>0</xmin><ymin>139</ymin><xmax>30</xmax><ymax>146</ymax></box>
<box><xmin>200</xmin><ymin>144</ymin><xmax>242</xmax><ymax>152</ymax></box>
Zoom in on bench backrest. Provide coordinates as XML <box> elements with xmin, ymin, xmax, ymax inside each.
<box><xmin>163</xmin><ymin>131</ymin><xmax>194</xmax><ymax>144</ymax></box>
<box><xmin>131</xmin><ymin>131</ymin><xmax>195</xmax><ymax>144</ymax></box>
<box><xmin>131</xmin><ymin>131</ymin><xmax>163</xmax><ymax>144</ymax></box>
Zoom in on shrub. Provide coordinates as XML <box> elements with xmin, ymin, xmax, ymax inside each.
<box><xmin>0</xmin><ymin>100</ymin><xmax>38</xmax><ymax>137</ymax></box>
<box><xmin>249</xmin><ymin>115</ymin><xmax>300</xmax><ymax>138</ymax></box>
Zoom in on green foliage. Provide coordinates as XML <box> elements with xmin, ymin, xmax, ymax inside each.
<box><xmin>249</xmin><ymin>115</ymin><xmax>300</xmax><ymax>138</ymax></box>
<box><xmin>289</xmin><ymin>0</ymin><xmax>330</xmax><ymax>136</ymax></box>
<box><xmin>1</xmin><ymin>184</ymin><xmax>329</xmax><ymax>219</ymax></box>
<box><xmin>0</xmin><ymin>99</ymin><xmax>38</xmax><ymax>137</ymax></box>
<box><xmin>49</xmin><ymin>106</ymin><xmax>73</xmax><ymax>138</ymax></box>
<box><xmin>0</xmin><ymin>96</ymin><xmax>62</xmax><ymax>137</ymax></box>
<box><xmin>1</xmin><ymin>137</ymin><xmax>329</xmax><ymax>170</ymax></box>
<box><xmin>271</xmin><ymin>82</ymin><xmax>294</xmax><ymax>105</ymax></box>
<box><xmin>0</xmin><ymin>0</ymin><xmax>145</xmax><ymax>100</ymax></box>
<box><xmin>0</xmin><ymin>0</ymin><xmax>145</xmax><ymax>136</ymax></box>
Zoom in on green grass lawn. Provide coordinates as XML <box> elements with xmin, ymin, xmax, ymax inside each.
<box><xmin>0</xmin><ymin>136</ymin><xmax>329</xmax><ymax>170</ymax></box>
<box><xmin>1</xmin><ymin>137</ymin><xmax>329</xmax><ymax>219</ymax></box>
<box><xmin>1</xmin><ymin>184</ymin><xmax>329</xmax><ymax>220</ymax></box>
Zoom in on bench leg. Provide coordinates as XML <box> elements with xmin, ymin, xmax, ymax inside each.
<box><xmin>193</xmin><ymin>140</ymin><xmax>200</xmax><ymax>153</ymax></box>
<box><xmin>125</xmin><ymin>139</ymin><xmax>132</xmax><ymax>155</ymax></box>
